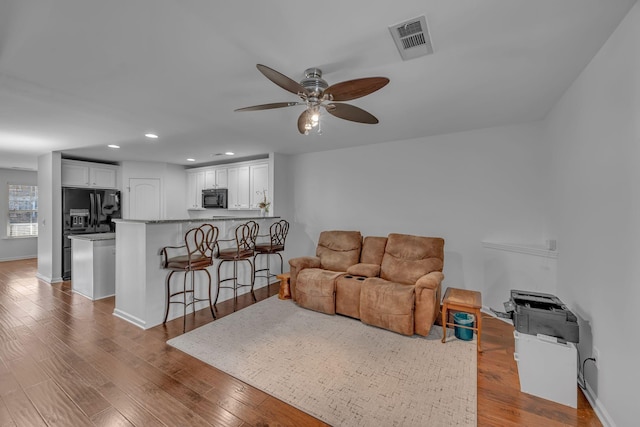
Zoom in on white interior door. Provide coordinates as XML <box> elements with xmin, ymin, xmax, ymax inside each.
<box><xmin>129</xmin><ymin>178</ymin><xmax>161</xmax><ymax>220</ymax></box>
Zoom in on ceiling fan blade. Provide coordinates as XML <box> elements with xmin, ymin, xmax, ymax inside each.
<box><xmin>325</xmin><ymin>103</ymin><xmax>379</xmax><ymax>124</ymax></box>
<box><xmin>235</xmin><ymin>102</ymin><xmax>300</xmax><ymax>112</ymax></box>
<box><xmin>256</xmin><ymin>64</ymin><xmax>308</xmax><ymax>96</ymax></box>
<box><xmin>325</xmin><ymin>77</ymin><xmax>389</xmax><ymax>101</ymax></box>
<box><xmin>297</xmin><ymin>109</ymin><xmax>312</xmax><ymax>134</ymax></box>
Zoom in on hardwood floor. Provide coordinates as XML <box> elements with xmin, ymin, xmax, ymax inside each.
<box><xmin>0</xmin><ymin>259</ymin><xmax>601</xmax><ymax>426</ymax></box>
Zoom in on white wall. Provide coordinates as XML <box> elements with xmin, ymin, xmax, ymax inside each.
<box><xmin>0</xmin><ymin>168</ymin><xmax>38</xmax><ymax>261</ymax></box>
<box><xmin>286</xmin><ymin>121</ymin><xmax>553</xmax><ymax>310</ymax></box>
<box><xmin>545</xmin><ymin>3</ymin><xmax>639</xmax><ymax>425</ymax></box>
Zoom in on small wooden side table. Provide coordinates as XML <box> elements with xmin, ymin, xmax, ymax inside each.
<box><xmin>277</xmin><ymin>272</ymin><xmax>291</xmax><ymax>300</ymax></box>
<box><xmin>441</xmin><ymin>287</ymin><xmax>482</xmax><ymax>352</ymax></box>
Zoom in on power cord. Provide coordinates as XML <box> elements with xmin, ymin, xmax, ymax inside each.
<box><xmin>578</xmin><ymin>356</ymin><xmax>597</xmax><ymax>390</ymax></box>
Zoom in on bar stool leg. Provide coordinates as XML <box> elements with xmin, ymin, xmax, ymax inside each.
<box><xmin>205</xmin><ymin>269</ymin><xmax>216</xmax><ymax>319</ymax></box>
<box><xmin>183</xmin><ymin>271</ymin><xmax>188</xmax><ymax>333</ymax></box>
<box><xmin>233</xmin><ymin>260</ymin><xmax>238</xmax><ymax>311</ymax></box>
<box><xmin>163</xmin><ymin>271</ymin><xmax>175</xmax><ymax>324</ymax></box>
<box><xmin>214</xmin><ymin>261</ymin><xmax>223</xmax><ymax>306</ymax></box>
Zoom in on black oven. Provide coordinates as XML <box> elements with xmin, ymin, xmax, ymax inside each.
<box><xmin>202</xmin><ymin>188</ymin><xmax>228</xmax><ymax>208</ymax></box>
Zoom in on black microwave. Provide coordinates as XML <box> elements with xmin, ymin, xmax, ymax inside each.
<box><xmin>202</xmin><ymin>188</ymin><xmax>228</xmax><ymax>209</ymax></box>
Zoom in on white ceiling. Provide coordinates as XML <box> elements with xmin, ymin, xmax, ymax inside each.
<box><xmin>0</xmin><ymin>0</ymin><xmax>636</xmax><ymax>170</ymax></box>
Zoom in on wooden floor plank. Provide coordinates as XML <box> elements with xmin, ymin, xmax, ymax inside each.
<box><xmin>96</xmin><ymin>382</ymin><xmax>165</xmax><ymax>427</ymax></box>
<box><xmin>0</xmin><ymin>396</ymin><xmax>17</xmax><ymax>427</ymax></box>
<box><xmin>2</xmin><ymin>388</ymin><xmax>47</xmax><ymax>427</ymax></box>
<box><xmin>37</xmin><ymin>355</ymin><xmax>112</xmax><ymax>418</ymax></box>
<box><xmin>90</xmin><ymin>406</ymin><xmax>135</xmax><ymax>427</ymax></box>
<box><xmin>0</xmin><ymin>259</ymin><xmax>602</xmax><ymax>426</ymax></box>
<box><xmin>24</xmin><ymin>379</ymin><xmax>93</xmax><ymax>426</ymax></box>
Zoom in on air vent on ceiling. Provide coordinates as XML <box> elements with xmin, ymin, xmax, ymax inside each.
<box><xmin>388</xmin><ymin>15</ymin><xmax>433</xmax><ymax>61</ymax></box>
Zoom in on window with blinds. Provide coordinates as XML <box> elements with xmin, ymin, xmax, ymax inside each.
<box><xmin>8</xmin><ymin>184</ymin><xmax>38</xmax><ymax>237</ymax></box>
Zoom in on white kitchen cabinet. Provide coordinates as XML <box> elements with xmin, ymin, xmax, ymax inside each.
<box><xmin>91</xmin><ymin>166</ymin><xmax>118</xmax><ymax>188</ymax></box>
<box><xmin>227</xmin><ymin>166</ymin><xmax>250</xmax><ymax>209</ymax></box>
<box><xmin>249</xmin><ymin>162</ymin><xmax>269</xmax><ymax>208</ymax></box>
<box><xmin>204</xmin><ymin>170</ymin><xmax>216</xmax><ymax>189</ymax></box>
<box><xmin>203</xmin><ymin>167</ymin><xmax>228</xmax><ymax>189</ymax></box>
<box><xmin>186</xmin><ymin>159</ymin><xmax>268</xmax><ymax>211</ymax></box>
<box><xmin>62</xmin><ymin>160</ymin><xmax>118</xmax><ymax>188</ymax></box>
<box><xmin>216</xmin><ymin>168</ymin><xmax>228</xmax><ymax>188</ymax></box>
<box><xmin>186</xmin><ymin>170</ymin><xmax>206</xmax><ymax>210</ymax></box>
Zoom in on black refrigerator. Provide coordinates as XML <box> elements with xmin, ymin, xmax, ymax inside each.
<box><xmin>62</xmin><ymin>188</ymin><xmax>121</xmax><ymax>280</ymax></box>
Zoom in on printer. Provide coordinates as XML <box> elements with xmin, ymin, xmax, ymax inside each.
<box><xmin>504</xmin><ymin>290</ymin><xmax>579</xmax><ymax>343</ymax></box>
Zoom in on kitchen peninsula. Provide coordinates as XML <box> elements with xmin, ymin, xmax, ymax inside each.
<box><xmin>113</xmin><ymin>216</ymin><xmax>280</xmax><ymax>329</ymax></box>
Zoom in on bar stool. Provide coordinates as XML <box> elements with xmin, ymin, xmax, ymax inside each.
<box><xmin>254</xmin><ymin>219</ymin><xmax>289</xmax><ymax>296</ymax></box>
<box><xmin>214</xmin><ymin>221</ymin><xmax>259</xmax><ymax>310</ymax></box>
<box><xmin>161</xmin><ymin>223</ymin><xmax>219</xmax><ymax>332</ymax></box>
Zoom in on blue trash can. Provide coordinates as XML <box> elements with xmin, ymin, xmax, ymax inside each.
<box><xmin>453</xmin><ymin>312</ymin><xmax>475</xmax><ymax>341</ymax></box>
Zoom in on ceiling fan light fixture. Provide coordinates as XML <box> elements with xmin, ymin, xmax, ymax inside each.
<box><xmin>237</xmin><ymin>64</ymin><xmax>388</xmax><ymax>135</ymax></box>
<box><xmin>302</xmin><ymin>105</ymin><xmax>322</xmax><ymax>135</ymax></box>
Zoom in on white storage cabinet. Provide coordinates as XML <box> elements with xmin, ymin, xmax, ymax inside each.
<box><xmin>62</xmin><ymin>159</ymin><xmax>119</xmax><ymax>189</ymax></box>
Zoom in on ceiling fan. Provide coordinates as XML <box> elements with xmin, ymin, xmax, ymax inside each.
<box><xmin>235</xmin><ymin>64</ymin><xmax>389</xmax><ymax>135</ymax></box>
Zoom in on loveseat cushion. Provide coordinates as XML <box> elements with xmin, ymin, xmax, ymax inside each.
<box><xmin>360</xmin><ymin>236</ymin><xmax>387</xmax><ymax>265</ymax></box>
<box><xmin>380</xmin><ymin>234</ymin><xmax>444</xmax><ymax>285</ymax></box>
<box><xmin>360</xmin><ymin>278</ymin><xmax>415</xmax><ymax>336</ymax></box>
<box><xmin>295</xmin><ymin>268</ymin><xmax>343</xmax><ymax>315</ymax></box>
<box><xmin>346</xmin><ymin>263</ymin><xmax>380</xmax><ymax>278</ymax></box>
<box><xmin>316</xmin><ymin>230</ymin><xmax>362</xmax><ymax>272</ymax></box>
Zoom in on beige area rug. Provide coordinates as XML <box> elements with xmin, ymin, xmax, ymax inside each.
<box><xmin>167</xmin><ymin>296</ymin><xmax>477</xmax><ymax>427</ymax></box>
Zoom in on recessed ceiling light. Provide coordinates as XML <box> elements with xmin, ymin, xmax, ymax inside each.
<box><xmin>107</xmin><ymin>144</ymin><xmax>120</xmax><ymax>148</ymax></box>
<box><xmin>145</xmin><ymin>133</ymin><xmax>159</xmax><ymax>139</ymax></box>
<box><xmin>225</xmin><ymin>152</ymin><xmax>235</xmax><ymax>156</ymax></box>
<box><xmin>186</xmin><ymin>158</ymin><xmax>196</xmax><ymax>162</ymax></box>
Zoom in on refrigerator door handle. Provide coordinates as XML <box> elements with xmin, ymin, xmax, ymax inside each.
<box><xmin>97</xmin><ymin>193</ymin><xmax>102</xmax><ymax>228</ymax></box>
<box><xmin>89</xmin><ymin>192</ymin><xmax>95</xmax><ymax>228</ymax></box>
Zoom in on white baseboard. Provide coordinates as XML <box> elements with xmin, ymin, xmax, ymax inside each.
<box><xmin>583</xmin><ymin>381</ymin><xmax>616</xmax><ymax>427</ymax></box>
<box><xmin>35</xmin><ymin>272</ymin><xmax>63</xmax><ymax>284</ymax></box>
<box><xmin>113</xmin><ymin>309</ymin><xmax>147</xmax><ymax>330</ymax></box>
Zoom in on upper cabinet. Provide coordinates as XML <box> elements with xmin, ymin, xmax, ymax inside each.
<box><xmin>186</xmin><ymin>170</ymin><xmax>206</xmax><ymax>210</ymax></box>
<box><xmin>62</xmin><ymin>160</ymin><xmax>119</xmax><ymax>189</ymax></box>
<box><xmin>249</xmin><ymin>162</ymin><xmax>269</xmax><ymax>209</ymax></box>
<box><xmin>227</xmin><ymin>165</ymin><xmax>250</xmax><ymax>209</ymax></box>
<box><xmin>215</xmin><ymin>168</ymin><xmax>228</xmax><ymax>188</ymax></box>
<box><xmin>204</xmin><ymin>167</ymin><xmax>228</xmax><ymax>190</ymax></box>
<box><xmin>186</xmin><ymin>159</ymin><xmax>269</xmax><ymax>211</ymax></box>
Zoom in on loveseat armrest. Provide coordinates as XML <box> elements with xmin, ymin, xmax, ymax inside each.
<box><xmin>346</xmin><ymin>263</ymin><xmax>381</xmax><ymax>278</ymax></box>
<box><xmin>414</xmin><ymin>271</ymin><xmax>445</xmax><ymax>336</ymax></box>
<box><xmin>415</xmin><ymin>271</ymin><xmax>444</xmax><ymax>291</ymax></box>
<box><xmin>288</xmin><ymin>256</ymin><xmax>321</xmax><ymax>301</ymax></box>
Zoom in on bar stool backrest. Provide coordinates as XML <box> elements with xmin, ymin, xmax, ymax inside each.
<box><xmin>244</xmin><ymin>220</ymin><xmax>259</xmax><ymax>250</ymax></box>
<box><xmin>269</xmin><ymin>219</ymin><xmax>289</xmax><ymax>248</ymax></box>
<box><xmin>183</xmin><ymin>223</ymin><xmax>219</xmax><ymax>267</ymax></box>
<box><xmin>234</xmin><ymin>221</ymin><xmax>257</xmax><ymax>253</ymax></box>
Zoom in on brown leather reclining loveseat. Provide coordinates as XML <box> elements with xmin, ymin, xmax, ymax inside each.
<box><xmin>289</xmin><ymin>231</ymin><xmax>444</xmax><ymax>336</ymax></box>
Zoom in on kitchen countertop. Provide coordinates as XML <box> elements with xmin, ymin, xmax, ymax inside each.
<box><xmin>113</xmin><ymin>216</ymin><xmax>279</xmax><ymax>224</ymax></box>
<box><xmin>68</xmin><ymin>232</ymin><xmax>116</xmax><ymax>241</ymax></box>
